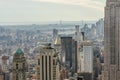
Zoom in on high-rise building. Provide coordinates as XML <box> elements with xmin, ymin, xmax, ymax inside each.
<box><xmin>61</xmin><ymin>37</ymin><xmax>73</xmax><ymax>68</ymax></box>
<box><xmin>75</xmin><ymin>25</ymin><xmax>80</xmax><ymax>44</ymax></box>
<box><xmin>74</xmin><ymin>25</ymin><xmax>83</xmax><ymax>73</ymax></box>
<box><xmin>81</xmin><ymin>32</ymin><xmax>85</xmax><ymax>41</ymax></box>
<box><xmin>2</xmin><ymin>56</ymin><xmax>9</xmax><ymax>65</ymax></box>
<box><xmin>96</xmin><ymin>19</ymin><xmax>104</xmax><ymax>37</ymax></box>
<box><xmin>12</xmin><ymin>48</ymin><xmax>26</xmax><ymax>80</ymax></box>
<box><xmin>80</xmin><ymin>41</ymin><xmax>93</xmax><ymax>73</ymax></box>
<box><xmin>54</xmin><ymin>36</ymin><xmax>61</xmax><ymax>52</ymax></box>
<box><xmin>1</xmin><ymin>56</ymin><xmax>9</xmax><ymax>72</ymax></box>
<box><xmin>36</xmin><ymin>44</ymin><xmax>60</xmax><ymax>80</ymax></box>
<box><xmin>83</xmin><ymin>42</ymin><xmax>93</xmax><ymax>73</ymax></box>
<box><xmin>53</xmin><ymin>29</ymin><xmax>58</xmax><ymax>43</ymax></box>
<box><xmin>103</xmin><ymin>0</ymin><xmax>120</xmax><ymax>80</ymax></box>
<box><xmin>72</xmin><ymin>40</ymin><xmax>78</xmax><ymax>73</ymax></box>
<box><xmin>54</xmin><ymin>36</ymin><xmax>62</xmax><ymax>66</ymax></box>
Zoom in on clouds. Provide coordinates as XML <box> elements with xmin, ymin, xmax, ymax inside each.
<box><xmin>33</xmin><ymin>0</ymin><xmax>105</xmax><ymax>11</ymax></box>
<box><xmin>0</xmin><ymin>0</ymin><xmax>105</xmax><ymax>22</ymax></box>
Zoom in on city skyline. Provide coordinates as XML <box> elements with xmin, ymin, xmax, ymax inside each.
<box><xmin>0</xmin><ymin>0</ymin><xmax>106</xmax><ymax>80</ymax></box>
<box><xmin>0</xmin><ymin>0</ymin><xmax>105</xmax><ymax>23</ymax></box>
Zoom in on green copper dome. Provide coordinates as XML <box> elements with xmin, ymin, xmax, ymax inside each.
<box><xmin>15</xmin><ymin>48</ymin><xmax>24</xmax><ymax>54</ymax></box>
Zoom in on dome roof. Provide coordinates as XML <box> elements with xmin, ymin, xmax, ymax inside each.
<box><xmin>15</xmin><ymin>48</ymin><xmax>24</xmax><ymax>54</ymax></box>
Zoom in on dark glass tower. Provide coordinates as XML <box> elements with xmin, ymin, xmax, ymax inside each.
<box><xmin>61</xmin><ymin>37</ymin><xmax>72</xmax><ymax>68</ymax></box>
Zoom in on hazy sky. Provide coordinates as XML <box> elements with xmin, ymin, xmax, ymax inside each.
<box><xmin>0</xmin><ymin>0</ymin><xmax>106</xmax><ymax>23</ymax></box>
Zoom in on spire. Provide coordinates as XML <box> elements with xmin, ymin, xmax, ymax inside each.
<box><xmin>54</xmin><ymin>36</ymin><xmax>61</xmax><ymax>45</ymax></box>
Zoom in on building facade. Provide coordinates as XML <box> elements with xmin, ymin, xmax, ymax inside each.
<box><xmin>12</xmin><ymin>48</ymin><xmax>26</xmax><ymax>80</ymax></box>
<box><xmin>72</xmin><ymin>40</ymin><xmax>78</xmax><ymax>73</ymax></box>
<box><xmin>80</xmin><ymin>41</ymin><xmax>93</xmax><ymax>73</ymax></box>
<box><xmin>36</xmin><ymin>44</ymin><xmax>60</xmax><ymax>80</ymax></box>
<box><xmin>53</xmin><ymin>29</ymin><xmax>58</xmax><ymax>43</ymax></box>
<box><xmin>103</xmin><ymin>0</ymin><xmax>120</xmax><ymax>80</ymax></box>
<box><xmin>83</xmin><ymin>42</ymin><xmax>93</xmax><ymax>73</ymax></box>
<box><xmin>61</xmin><ymin>37</ymin><xmax>73</xmax><ymax>68</ymax></box>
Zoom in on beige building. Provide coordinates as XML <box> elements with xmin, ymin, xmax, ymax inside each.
<box><xmin>103</xmin><ymin>0</ymin><xmax>120</xmax><ymax>80</ymax></box>
<box><xmin>12</xmin><ymin>48</ymin><xmax>26</xmax><ymax>80</ymax></box>
<box><xmin>80</xmin><ymin>41</ymin><xmax>93</xmax><ymax>73</ymax></box>
<box><xmin>36</xmin><ymin>44</ymin><xmax>60</xmax><ymax>80</ymax></box>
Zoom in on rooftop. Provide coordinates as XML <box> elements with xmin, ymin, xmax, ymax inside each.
<box><xmin>15</xmin><ymin>48</ymin><xmax>24</xmax><ymax>54</ymax></box>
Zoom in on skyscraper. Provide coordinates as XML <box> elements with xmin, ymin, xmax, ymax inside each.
<box><xmin>61</xmin><ymin>37</ymin><xmax>72</xmax><ymax>68</ymax></box>
<box><xmin>75</xmin><ymin>25</ymin><xmax>80</xmax><ymax>44</ymax></box>
<box><xmin>103</xmin><ymin>0</ymin><xmax>120</xmax><ymax>80</ymax></box>
<box><xmin>72</xmin><ymin>40</ymin><xmax>78</xmax><ymax>73</ymax></box>
<box><xmin>54</xmin><ymin>36</ymin><xmax>61</xmax><ymax>52</ymax></box>
<box><xmin>36</xmin><ymin>44</ymin><xmax>60</xmax><ymax>80</ymax></box>
<box><xmin>81</xmin><ymin>41</ymin><xmax>93</xmax><ymax>73</ymax></box>
<box><xmin>77</xmin><ymin>41</ymin><xmax>93</xmax><ymax>80</ymax></box>
<box><xmin>12</xmin><ymin>48</ymin><xmax>26</xmax><ymax>80</ymax></box>
<box><xmin>53</xmin><ymin>29</ymin><xmax>58</xmax><ymax>43</ymax></box>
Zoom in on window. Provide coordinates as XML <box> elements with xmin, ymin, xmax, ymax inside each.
<box><xmin>16</xmin><ymin>64</ymin><xmax>18</xmax><ymax>69</ymax></box>
<box><xmin>23</xmin><ymin>63</ymin><xmax>25</xmax><ymax>69</ymax></box>
<box><xmin>38</xmin><ymin>59</ymin><xmax>40</xmax><ymax>65</ymax></box>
